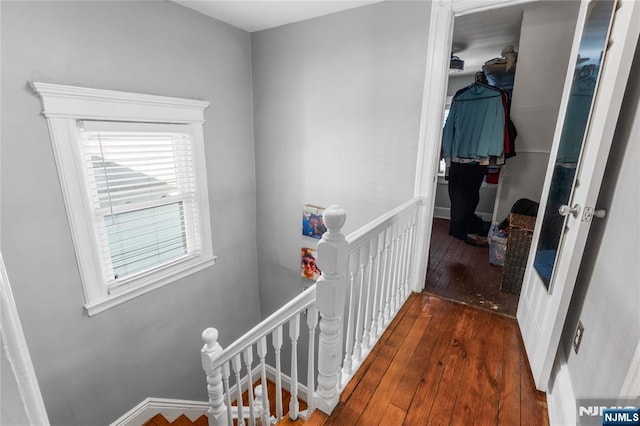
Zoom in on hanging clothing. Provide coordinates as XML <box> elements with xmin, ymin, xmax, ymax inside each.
<box><xmin>447</xmin><ymin>162</ymin><xmax>487</xmax><ymax>240</ymax></box>
<box><xmin>442</xmin><ymin>81</ymin><xmax>518</xmax><ymax>242</ymax></box>
<box><xmin>501</xmin><ymin>90</ymin><xmax>517</xmax><ymax>158</ymax></box>
<box><xmin>442</xmin><ymin>84</ymin><xmax>505</xmax><ymax>160</ymax></box>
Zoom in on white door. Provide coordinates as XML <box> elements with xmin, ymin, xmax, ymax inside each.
<box><xmin>517</xmin><ymin>0</ymin><xmax>640</xmax><ymax>392</ymax></box>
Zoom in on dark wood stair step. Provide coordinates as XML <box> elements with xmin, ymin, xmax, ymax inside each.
<box><xmin>143</xmin><ymin>413</ymin><xmax>207</xmax><ymax>426</ymax></box>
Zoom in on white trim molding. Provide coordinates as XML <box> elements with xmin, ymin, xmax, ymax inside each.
<box><xmin>452</xmin><ymin>0</ymin><xmax>535</xmax><ymax>16</ymax></box>
<box><xmin>111</xmin><ymin>363</ymin><xmax>312</xmax><ymax>426</ymax></box>
<box><xmin>620</xmin><ymin>340</ymin><xmax>640</xmax><ymax>398</ymax></box>
<box><xmin>0</xmin><ymin>252</ymin><xmax>50</xmax><ymax>425</ymax></box>
<box><xmin>546</xmin><ymin>347</ymin><xmax>576</xmax><ymax>426</ymax></box>
<box><xmin>30</xmin><ymin>82</ymin><xmax>210</xmax><ymax>124</ymax></box>
<box><xmin>30</xmin><ymin>82</ymin><xmax>215</xmax><ymax>316</ymax></box>
<box><xmin>109</xmin><ymin>398</ymin><xmax>209</xmax><ymax>426</ymax></box>
<box><xmin>411</xmin><ymin>0</ymin><xmax>455</xmax><ymax>294</ymax></box>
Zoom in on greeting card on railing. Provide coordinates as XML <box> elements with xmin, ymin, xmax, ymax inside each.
<box><xmin>302</xmin><ymin>204</ymin><xmax>327</xmax><ymax>239</ymax></box>
<box><xmin>301</xmin><ymin>247</ymin><xmax>321</xmax><ymax>280</ymax></box>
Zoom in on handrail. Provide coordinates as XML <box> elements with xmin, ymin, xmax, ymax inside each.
<box><xmin>209</xmin><ymin>284</ymin><xmax>316</xmax><ymax>369</ymax></box>
<box><xmin>338</xmin><ymin>197</ymin><xmax>422</xmax><ymax>393</ymax></box>
<box><xmin>345</xmin><ymin>197</ymin><xmax>423</xmax><ymax>251</ymax></box>
<box><xmin>201</xmin><ymin>197</ymin><xmax>425</xmax><ymax>425</ymax></box>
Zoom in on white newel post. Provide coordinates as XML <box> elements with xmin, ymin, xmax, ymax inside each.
<box><xmin>201</xmin><ymin>328</ymin><xmax>228</xmax><ymax>426</ymax></box>
<box><xmin>314</xmin><ymin>205</ymin><xmax>347</xmax><ymax>415</ymax></box>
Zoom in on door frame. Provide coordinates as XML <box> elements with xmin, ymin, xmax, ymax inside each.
<box><xmin>412</xmin><ymin>0</ymin><xmax>534</xmax><ymax>292</ymax></box>
<box><xmin>413</xmin><ymin>0</ymin><xmax>640</xmax><ymax>396</ymax></box>
<box><xmin>0</xmin><ymin>252</ymin><xmax>50</xmax><ymax>425</ymax></box>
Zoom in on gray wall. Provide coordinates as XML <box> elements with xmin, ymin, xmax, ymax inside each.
<box><xmin>251</xmin><ymin>1</ymin><xmax>429</xmax><ymax>317</ymax></box>
<box><xmin>0</xmin><ymin>2</ymin><xmax>260</xmax><ymax>425</ymax></box>
<box><xmin>559</xmin><ymin>43</ymin><xmax>640</xmax><ymax>398</ymax></box>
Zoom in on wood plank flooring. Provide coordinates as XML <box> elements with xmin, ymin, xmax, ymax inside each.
<box><xmin>306</xmin><ymin>292</ymin><xmax>548</xmax><ymax>425</ymax></box>
<box><xmin>425</xmin><ymin>218</ymin><xmax>519</xmax><ymax>317</ymax></box>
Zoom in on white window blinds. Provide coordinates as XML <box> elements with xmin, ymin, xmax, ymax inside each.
<box><xmin>78</xmin><ymin>122</ymin><xmax>201</xmax><ymax>291</ymax></box>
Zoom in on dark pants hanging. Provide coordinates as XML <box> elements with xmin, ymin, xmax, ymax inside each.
<box><xmin>447</xmin><ymin>162</ymin><xmax>487</xmax><ymax>240</ymax></box>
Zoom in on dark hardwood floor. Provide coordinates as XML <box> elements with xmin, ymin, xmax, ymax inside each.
<box><xmin>425</xmin><ymin>218</ymin><xmax>519</xmax><ymax>318</ymax></box>
<box><xmin>305</xmin><ymin>292</ymin><xmax>548</xmax><ymax>425</ymax></box>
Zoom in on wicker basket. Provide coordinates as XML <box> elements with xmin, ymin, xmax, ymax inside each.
<box><xmin>501</xmin><ymin>213</ymin><xmax>536</xmax><ymax>294</ymax></box>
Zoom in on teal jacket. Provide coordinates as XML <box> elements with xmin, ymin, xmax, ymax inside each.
<box><xmin>443</xmin><ymin>84</ymin><xmax>505</xmax><ymax>159</ymax></box>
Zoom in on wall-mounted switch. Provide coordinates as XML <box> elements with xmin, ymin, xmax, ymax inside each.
<box><xmin>573</xmin><ymin>320</ymin><xmax>585</xmax><ymax>354</ymax></box>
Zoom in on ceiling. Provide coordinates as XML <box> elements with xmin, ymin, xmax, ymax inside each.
<box><xmin>173</xmin><ymin>0</ymin><xmax>527</xmax><ymax>75</ymax></box>
<box><xmin>452</xmin><ymin>3</ymin><xmax>527</xmax><ymax>75</ymax></box>
<box><xmin>172</xmin><ymin>0</ymin><xmax>384</xmax><ymax>32</ymax></box>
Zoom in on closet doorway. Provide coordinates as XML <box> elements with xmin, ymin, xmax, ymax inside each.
<box><xmin>424</xmin><ymin>1</ymin><xmax>581</xmax><ymax>317</ymax></box>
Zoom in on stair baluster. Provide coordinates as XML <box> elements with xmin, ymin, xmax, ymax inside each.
<box><xmin>403</xmin><ymin>221</ymin><xmax>413</xmax><ymax>298</ymax></box>
<box><xmin>369</xmin><ymin>238</ymin><xmax>383</xmax><ymax>341</ymax></box>
<box><xmin>390</xmin><ymin>229</ymin><xmax>400</xmax><ymax>314</ymax></box>
<box><xmin>305</xmin><ymin>305</ymin><xmax>318</xmax><ymax>416</ymax></box>
<box><xmin>232</xmin><ymin>354</ymin><xmax>245</xmax><ymax>425</ymax></box>
<box><xmin>243</xmin><ymin>347</ymin><xmax>256</xmax><ymax>426</ymax></box>
<box><xmin>253</xmin><ymin>385</ymin><xmax>264</xmax><ymax>425</ymax></box>
<box><xmin>288</xmin><ymin>314</ymin><xmax>300</xmax><ymax>420</ymax></box>
<box><xmin>272</xmin><ymin>325</ymin><xmax>283</xmax><ymax>421</ymax></box>
<box><xmin>377</xmin><ymin>230</ymin><xmax>390</xmax><ymax>333</ymax></box>
<box><xmin>353</xmin><ymin>259</ymin><xmax>366</xmax><ymax>362</ymax></box>
<box><xmin>256</xmin><ymin>336</ymin><xmax>270</xmax><ymax>425</ymax></box>
<box><xmin>222</xmin><ymin>363</ymin><xmax>233</xmax><ymax>426</ymax></box>
<box><xmin>341</xmin><ymin>269</ymin><xmax>356</xmax><ymax>376</ymax></box>
<box><xmin>363</xmin><ymin>246</ymin><xmax>375</xmax><ymax>350</ymax></box>
<box><xmin>406</xmin><ymin>211</ymin><xmax>418</xmax><ymax>296</ymax></box>
<box><xmin>396</xmin><ymin>229</ymin><xmax>405</xmax><ymax>310</ymax></box>
<box><xmin>383</xmin><ymin>234</ymin><xmax>395</xmax><ymax>325</ymax></box>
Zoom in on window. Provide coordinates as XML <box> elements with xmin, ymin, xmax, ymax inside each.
<box><xmin>31</xmin><ymin>83</ymin><xmax>215</xmax><ymax>316</ymax></box>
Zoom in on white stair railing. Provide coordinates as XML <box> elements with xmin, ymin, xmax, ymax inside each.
<box><xmin>339</xmin><ymin>198</ymin><xmax>421</xmax><ymax>389</ymax></box>
<box><xmin>201</xmin><ymin>284</ymin><xmax>317</xmax><ymax>426</ymax></box>
<box><xmin>201</xmin><ymin>198</ymin><xmax>423</xmax><ymax>424</ymax></box>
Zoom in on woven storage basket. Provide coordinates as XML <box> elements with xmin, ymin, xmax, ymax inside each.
<box><xmin>501</xmin><ymin>213</ymin><xmax>536</xmax><ymax>294</ymax></box>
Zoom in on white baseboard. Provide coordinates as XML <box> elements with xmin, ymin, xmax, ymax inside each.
<box><xmin>547</xmin><ymin>348</ymin><xmax>576</xmax><ymax>426</ymax></box>
<box><xmin>227</xmin><ymin>363</ymin><xmax>309</xmax><ymax>402</ymax></box>
<box><xmin>264</xmin><ymin>364</ymin><xmax>309</xmax><ymax>402</ymax></box>
<box><xmin>433</xmin><ymin>207</ymin><xmax>493</xmax><ymax>223</ymax></box>
<box><xmin>620</xmin><ymin>339</ymin><xmax>640</xmax><ymax>397</ymax></box>
<box><xmin>109</xmin><ymin>398</ymin><xmax>209</xmax><ymax>426</ymax></box>
<box><xmin>111</xmin><ymin>363</ymin><xmax>311</xmax><ymax>426</ymax></box>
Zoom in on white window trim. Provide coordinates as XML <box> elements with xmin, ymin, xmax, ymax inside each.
<box><xmin>31</xmin><ymin>82</ymin><xmax>216</xmax><ymax>316</ymax></box>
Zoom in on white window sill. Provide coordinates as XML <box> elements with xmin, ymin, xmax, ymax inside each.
<box><xmin>84</xmin><ymin>256</ymin><xmax>217</xmax><ymax>316</ymax></box>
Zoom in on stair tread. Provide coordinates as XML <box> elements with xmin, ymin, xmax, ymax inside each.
<box><xmin>143</xmin><ymin>414</ymin><xmax>171</xmax><ymax>426</ymax></box>
<box><xmin>193</xmin><ymin>415</ymin><xmax>208</xmax><ymax>426</ymax></box>
<box><xmin>171</xmin><ymin>414</ymin><xmax>194</xmax><ymax>426</ymax></box>
<box><xmin>143</xmin><ymin>413</ymin><xmax>208</xmax><ymax>426</ymax></box>
<box><xmin>276</xmin><ymin>410</ymin><xmax>329</xmax><ymax>426</ymax></box>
